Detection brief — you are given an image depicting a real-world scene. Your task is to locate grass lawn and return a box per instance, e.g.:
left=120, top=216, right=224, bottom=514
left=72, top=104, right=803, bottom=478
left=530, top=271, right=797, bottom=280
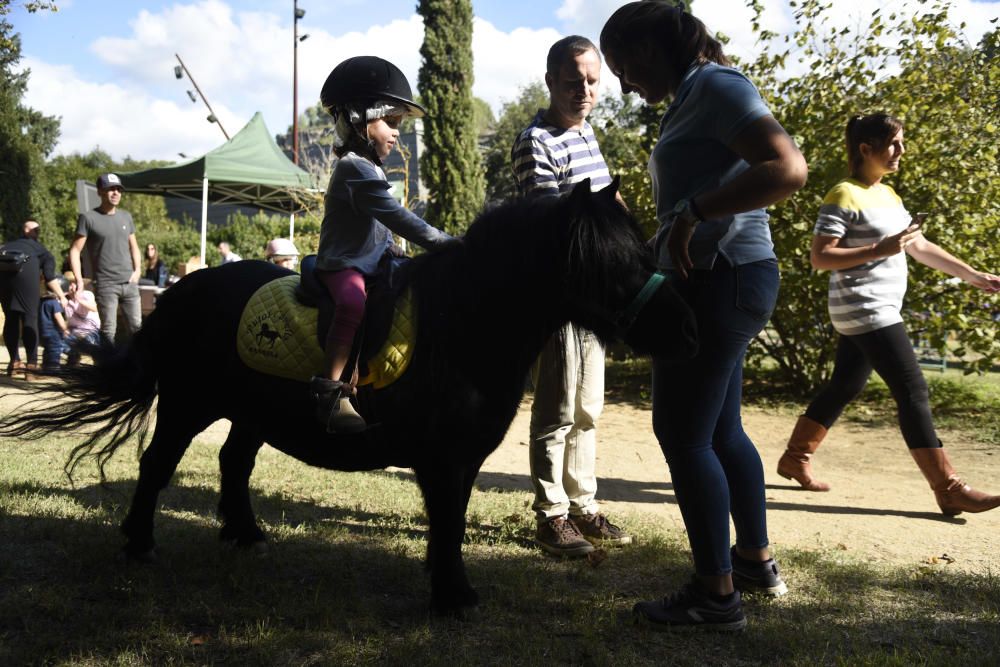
left=2, top=420, right=999, bottom=665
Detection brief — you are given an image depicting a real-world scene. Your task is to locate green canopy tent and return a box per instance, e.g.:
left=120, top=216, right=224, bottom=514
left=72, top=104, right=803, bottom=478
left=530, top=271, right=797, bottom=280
left=120, top=112, right=318, bottom=265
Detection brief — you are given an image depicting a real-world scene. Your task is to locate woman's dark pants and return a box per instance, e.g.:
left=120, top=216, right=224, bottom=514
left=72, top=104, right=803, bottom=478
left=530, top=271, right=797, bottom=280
left=805, top=322, right=938, bottom=449
left=652, top=259, right=779, bottom=576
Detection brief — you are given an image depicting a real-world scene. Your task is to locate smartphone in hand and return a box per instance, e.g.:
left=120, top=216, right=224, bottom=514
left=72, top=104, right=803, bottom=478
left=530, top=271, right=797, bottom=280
left=912, top=212, right=929, bottom=228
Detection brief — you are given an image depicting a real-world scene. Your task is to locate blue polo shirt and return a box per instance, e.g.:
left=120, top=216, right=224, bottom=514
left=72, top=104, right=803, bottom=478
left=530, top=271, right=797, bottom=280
left=649, top=61, right=775, bottom=269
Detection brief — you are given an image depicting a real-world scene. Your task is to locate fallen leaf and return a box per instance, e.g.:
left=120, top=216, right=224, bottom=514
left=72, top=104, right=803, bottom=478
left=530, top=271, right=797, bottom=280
left=587, top=549, right=608, bottom=567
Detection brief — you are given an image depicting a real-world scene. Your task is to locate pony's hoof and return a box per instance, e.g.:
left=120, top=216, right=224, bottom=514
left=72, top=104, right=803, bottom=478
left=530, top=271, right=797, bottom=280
left=219, top=524, right=266, bottom=549
left=244, top=540, right=269, bottom=556
left=431, top=587, right=480, bottom=617
left=432, top=603, right=482, bottom=622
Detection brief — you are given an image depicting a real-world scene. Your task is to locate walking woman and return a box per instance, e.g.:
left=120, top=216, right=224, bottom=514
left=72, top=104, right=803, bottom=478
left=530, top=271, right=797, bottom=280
left=601, top=1, right=807, bottom=631
left=777, top=113, right=1000, bottom=514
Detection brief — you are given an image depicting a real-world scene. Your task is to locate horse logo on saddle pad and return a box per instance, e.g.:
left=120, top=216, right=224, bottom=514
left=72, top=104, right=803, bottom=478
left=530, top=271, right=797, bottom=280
left=236, top=274, right=415, bottom=388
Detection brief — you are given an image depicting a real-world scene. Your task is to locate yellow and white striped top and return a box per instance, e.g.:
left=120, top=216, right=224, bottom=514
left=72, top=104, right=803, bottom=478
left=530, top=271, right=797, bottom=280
left=814, top=178, right=911, bottom=336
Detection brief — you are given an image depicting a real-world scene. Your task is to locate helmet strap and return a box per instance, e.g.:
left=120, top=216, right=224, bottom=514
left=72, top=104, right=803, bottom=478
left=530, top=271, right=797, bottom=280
left=347, top=119, right=381, bottom=166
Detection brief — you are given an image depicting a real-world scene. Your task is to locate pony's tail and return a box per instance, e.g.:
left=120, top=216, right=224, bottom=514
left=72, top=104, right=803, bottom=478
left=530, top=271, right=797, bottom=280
left=0, top=329, right=159, bottom=483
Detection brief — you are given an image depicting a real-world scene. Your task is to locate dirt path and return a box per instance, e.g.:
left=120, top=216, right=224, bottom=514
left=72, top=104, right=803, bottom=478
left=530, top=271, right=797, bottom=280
left=478, top=400, right=1000, bottom=575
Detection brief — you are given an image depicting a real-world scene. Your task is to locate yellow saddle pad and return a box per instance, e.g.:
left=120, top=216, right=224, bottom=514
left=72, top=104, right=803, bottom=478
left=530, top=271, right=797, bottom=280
left=236, top=275, right=416, bottom=388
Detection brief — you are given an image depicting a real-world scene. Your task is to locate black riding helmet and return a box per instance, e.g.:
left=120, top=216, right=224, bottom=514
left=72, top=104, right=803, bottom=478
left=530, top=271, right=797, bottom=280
left=320, top=56, right=426, bottom=118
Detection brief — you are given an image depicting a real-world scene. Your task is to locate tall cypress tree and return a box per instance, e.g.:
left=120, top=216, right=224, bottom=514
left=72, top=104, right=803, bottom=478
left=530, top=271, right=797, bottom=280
left=416, top=0, right=484, bottom=235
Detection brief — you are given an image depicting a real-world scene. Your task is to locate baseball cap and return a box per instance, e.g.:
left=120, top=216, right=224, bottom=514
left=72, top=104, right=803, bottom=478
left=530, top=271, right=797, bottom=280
left=96, top=173, right=124, bottom=191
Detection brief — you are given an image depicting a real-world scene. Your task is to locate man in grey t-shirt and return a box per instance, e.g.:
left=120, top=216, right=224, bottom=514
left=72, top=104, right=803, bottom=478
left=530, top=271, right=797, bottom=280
left=70, top=173, right=143, bottom=342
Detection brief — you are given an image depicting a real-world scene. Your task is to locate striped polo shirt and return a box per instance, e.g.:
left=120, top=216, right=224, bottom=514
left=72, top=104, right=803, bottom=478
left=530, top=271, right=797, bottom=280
left=815, top=178, right=911, bottom=336
left=511, top=111, right=612, bottom=197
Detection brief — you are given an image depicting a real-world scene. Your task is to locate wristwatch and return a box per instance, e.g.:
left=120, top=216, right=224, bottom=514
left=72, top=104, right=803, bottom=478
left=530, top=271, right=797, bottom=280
left=671, top=198, right=704, bottom=227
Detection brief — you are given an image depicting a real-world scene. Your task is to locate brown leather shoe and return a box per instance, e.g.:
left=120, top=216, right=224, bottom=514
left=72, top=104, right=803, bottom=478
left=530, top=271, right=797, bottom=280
left=910, top=447, right=1000, bottom=516
left=570, top=512, right=632, bottom=546
left=777, top=415, right=831, bottom=491
left=535, top=516, right=594, bottom=557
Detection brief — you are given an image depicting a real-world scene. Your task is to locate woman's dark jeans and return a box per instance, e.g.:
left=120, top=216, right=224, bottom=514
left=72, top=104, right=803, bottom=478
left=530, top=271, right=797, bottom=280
left=652, top=258, right=779, bottom=576
left=805, top=322, right=938, bottom=449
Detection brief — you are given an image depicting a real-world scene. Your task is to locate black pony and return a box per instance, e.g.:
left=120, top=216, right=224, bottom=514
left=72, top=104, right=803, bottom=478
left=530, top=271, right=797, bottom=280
left=0, top=179, right=696, bottom=614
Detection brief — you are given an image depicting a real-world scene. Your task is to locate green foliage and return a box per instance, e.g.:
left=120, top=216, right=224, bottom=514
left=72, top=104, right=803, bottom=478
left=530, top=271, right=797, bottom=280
left=0, top=18, right=60, bottom=240
left=207, top=210, right=320, bottom=268
left=417, top=0, right=485, bottom=235
left=0, top=1, right=57, bottom=51
left=742, top=0, right=1000, bottom=390
left=471, top=95, right=495, bottom=136
left=480, top=81, right=549, bottom=202
left=590, top=94, right=667, bottom=239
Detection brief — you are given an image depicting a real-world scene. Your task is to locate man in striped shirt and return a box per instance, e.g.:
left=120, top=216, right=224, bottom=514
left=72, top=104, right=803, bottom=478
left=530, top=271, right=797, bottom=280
left=511, top=35, right=630, bottom=557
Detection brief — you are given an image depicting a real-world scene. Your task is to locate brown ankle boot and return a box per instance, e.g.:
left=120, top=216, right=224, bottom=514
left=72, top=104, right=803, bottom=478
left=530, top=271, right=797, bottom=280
left=910, top=447, right=1000, bottom=516
left=777, top=415, right=831, bottom=491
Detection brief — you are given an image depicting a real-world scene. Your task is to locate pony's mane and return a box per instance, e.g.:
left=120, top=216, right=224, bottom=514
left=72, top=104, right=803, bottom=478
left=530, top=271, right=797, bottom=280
left=454, top=187, right=654, bottom=309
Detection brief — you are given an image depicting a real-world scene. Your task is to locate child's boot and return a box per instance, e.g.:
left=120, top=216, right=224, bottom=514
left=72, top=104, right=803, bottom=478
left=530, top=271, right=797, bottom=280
left=310, top=376, right=366, bottom=434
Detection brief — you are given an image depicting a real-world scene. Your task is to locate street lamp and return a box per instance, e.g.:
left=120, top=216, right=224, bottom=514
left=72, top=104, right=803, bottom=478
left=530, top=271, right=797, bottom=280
left=173, top=53, right=231, bottom=140
left=293, top=0, right=306, bottom=165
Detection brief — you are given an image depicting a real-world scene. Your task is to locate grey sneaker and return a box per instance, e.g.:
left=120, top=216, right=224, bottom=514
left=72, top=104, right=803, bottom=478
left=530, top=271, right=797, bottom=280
left=535, top=516, right=594, bottom=557
left=570, top=513, right=633, bottom=546
left=633, top=580, right=746, bottom=633
left=731, top=546, right=788, bottom=597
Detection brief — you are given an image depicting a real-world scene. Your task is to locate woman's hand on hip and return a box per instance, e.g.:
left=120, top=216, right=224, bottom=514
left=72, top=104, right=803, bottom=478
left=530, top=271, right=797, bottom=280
left=665, top=218, right=697, bottom=280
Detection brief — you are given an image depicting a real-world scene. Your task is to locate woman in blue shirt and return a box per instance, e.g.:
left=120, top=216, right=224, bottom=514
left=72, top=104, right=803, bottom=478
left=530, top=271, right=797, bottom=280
left=601, top=1, right=807, bottom=631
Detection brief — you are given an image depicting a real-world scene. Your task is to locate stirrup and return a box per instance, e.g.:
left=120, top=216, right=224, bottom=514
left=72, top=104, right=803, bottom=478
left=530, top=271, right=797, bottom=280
left=310, top=376, right=366, bottom=434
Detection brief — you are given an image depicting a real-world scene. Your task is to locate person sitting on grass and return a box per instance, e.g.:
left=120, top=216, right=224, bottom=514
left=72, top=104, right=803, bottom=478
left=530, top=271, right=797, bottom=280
left=63, top=285, right=101, bottom=367
left=38, top=279, right=71, bottom=372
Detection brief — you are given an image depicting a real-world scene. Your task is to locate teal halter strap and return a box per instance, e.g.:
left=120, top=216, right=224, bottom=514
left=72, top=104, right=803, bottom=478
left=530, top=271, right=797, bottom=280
left=618, top=272, right=667, bottom=332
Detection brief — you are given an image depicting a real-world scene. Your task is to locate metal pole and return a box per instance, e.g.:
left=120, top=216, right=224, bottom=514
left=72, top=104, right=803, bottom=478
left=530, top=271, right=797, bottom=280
left=175, top=53, right=231, bottom=140
left=200, top=177, right=209, bottom=266
left=293, top=0, right=300, bottom=164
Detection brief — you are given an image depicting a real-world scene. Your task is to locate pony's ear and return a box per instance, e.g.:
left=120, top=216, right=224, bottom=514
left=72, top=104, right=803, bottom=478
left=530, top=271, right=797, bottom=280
left=598, top=175, right=621, bottom=202
left=568, top=178, right=592, bottom=210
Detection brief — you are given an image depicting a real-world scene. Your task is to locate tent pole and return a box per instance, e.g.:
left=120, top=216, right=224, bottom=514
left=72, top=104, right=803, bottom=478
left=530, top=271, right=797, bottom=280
left=200, top=177, right=209, bottom=266
left=289, top=213, right=295, bottom=241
